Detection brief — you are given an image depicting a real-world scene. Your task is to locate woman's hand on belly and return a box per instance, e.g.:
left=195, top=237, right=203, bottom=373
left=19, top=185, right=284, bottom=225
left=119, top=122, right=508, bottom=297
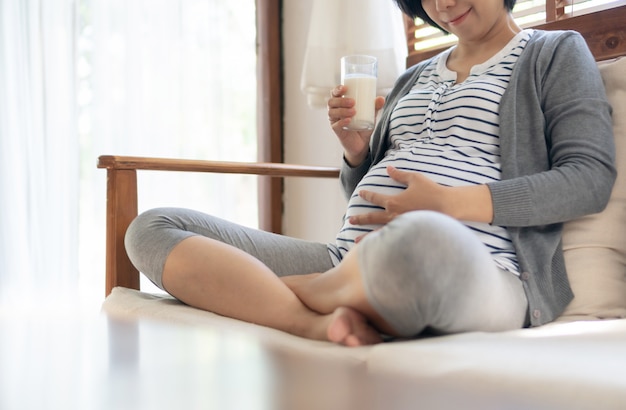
left=350, top=166, right=445, bottom=225
left=350, top=166, right=494, bottom=226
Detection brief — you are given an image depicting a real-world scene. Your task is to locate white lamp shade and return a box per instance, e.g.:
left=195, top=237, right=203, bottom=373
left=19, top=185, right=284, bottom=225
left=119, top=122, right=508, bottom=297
left=300, top=0, right=408, bottom=108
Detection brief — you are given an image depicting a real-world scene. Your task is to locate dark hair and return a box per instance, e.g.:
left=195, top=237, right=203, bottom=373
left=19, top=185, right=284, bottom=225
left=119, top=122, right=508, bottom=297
left=393, top=0, right=517, bottom=32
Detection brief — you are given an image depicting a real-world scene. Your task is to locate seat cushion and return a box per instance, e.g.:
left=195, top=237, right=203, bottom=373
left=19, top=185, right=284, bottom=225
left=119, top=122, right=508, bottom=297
left=559, top=57, right=626, bottom=321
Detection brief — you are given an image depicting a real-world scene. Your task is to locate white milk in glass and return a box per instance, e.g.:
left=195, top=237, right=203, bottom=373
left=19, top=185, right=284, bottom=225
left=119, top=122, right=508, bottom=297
left=341, top=55, right=377, bottom=130
left=343, top=74, right=377, bottom=130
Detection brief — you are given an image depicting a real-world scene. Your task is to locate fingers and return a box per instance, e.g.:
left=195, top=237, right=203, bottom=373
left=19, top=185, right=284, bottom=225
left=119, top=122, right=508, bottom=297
left=328, top=85, right=354, bottom=124
left=358, top=189, right=383, bottom=206
left=328, top=86, right=385, bottom=128
left=349, top=211, right=393, bottom=226
left=354, top=227, right=380, bottom=244
left=375, top=96, right=385, bottom=111
left=330, top=85, right=346, bottom=99
left=351, top=188, right=396, bottom=225
left=386, top=165, right=411, bottom=184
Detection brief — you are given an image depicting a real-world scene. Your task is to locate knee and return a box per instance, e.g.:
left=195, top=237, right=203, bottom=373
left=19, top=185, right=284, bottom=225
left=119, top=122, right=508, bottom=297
left=125, top=208, right=172, bottom=254
left=371, top=211, right=464, bottom=261
left=357, top=211, right=497, bottom=336
left=359, top=210, right=491, bottom=297
left=124, top=207, right=186, bottom=275
left=388, top=211, right=487, bottom=259
left=391, top=211, right=461, bottom=242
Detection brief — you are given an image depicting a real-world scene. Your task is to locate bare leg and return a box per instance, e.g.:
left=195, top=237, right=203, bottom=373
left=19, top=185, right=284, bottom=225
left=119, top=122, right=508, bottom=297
left=282, top=247, right=399, bottom=337
left=161, top=236, right=382, bottom=345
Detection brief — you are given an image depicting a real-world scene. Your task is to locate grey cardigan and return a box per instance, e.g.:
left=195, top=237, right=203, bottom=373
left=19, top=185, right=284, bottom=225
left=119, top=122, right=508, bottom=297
left=340, top=30, right=616, bottom=326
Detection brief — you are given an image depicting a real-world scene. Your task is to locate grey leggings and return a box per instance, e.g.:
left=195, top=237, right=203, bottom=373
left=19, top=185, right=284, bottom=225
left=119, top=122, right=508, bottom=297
left=125, top=208, right=528, bottom=337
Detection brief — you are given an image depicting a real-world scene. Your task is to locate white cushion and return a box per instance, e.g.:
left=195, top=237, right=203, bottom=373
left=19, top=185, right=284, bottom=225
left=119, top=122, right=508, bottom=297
left=102, top=287, right=371, bottom=363
left=366, top=320, right=626, bottom=408
left=559, top=57, right=626, bottom=321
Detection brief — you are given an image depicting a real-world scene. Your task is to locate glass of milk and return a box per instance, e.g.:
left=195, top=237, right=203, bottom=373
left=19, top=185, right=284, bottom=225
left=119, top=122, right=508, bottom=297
left=341, top=55, right=378, bottom=130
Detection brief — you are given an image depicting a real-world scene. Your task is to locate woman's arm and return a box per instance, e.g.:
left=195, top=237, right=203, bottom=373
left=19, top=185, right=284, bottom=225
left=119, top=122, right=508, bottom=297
left=349, top=32, right=616, bottom=229
left=490, top=31, right=616, bottom=227
left=337, top=62, right=432, bottom=199
left=327, top=85, right=384, bottom=199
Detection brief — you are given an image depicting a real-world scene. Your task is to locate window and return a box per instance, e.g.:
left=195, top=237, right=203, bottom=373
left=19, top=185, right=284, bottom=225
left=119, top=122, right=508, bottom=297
left=77, top=0, right=259, bottom=295
left=405, top=0, right=626, bottom=64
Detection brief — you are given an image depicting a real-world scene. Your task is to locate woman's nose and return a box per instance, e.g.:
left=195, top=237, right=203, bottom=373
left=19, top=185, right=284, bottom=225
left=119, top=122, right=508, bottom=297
left=435, top=0, right=456, bottom=12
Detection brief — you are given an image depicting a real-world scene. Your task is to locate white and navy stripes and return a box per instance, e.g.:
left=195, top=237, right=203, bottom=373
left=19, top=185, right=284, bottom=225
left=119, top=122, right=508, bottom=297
left=328, top=30, right=533, bottom=275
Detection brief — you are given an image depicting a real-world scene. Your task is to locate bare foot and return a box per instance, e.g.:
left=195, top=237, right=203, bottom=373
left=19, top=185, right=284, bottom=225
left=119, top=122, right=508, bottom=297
left=327, top=307, right=382, bottom=347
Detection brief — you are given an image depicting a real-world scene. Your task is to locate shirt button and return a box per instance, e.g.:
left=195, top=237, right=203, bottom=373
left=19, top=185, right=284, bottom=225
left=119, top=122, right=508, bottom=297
left=532, top=309, right=541, bottom=319
left=520, top=271, right=530, bottom=281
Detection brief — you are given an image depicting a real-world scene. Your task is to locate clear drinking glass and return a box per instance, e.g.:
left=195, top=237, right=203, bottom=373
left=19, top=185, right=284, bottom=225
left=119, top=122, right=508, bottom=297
left=341, top=55, right=378, bottom=130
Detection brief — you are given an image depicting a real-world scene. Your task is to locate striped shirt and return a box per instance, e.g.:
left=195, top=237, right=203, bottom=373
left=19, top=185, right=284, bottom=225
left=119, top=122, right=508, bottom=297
left=328, top=30, right=533, bottom=275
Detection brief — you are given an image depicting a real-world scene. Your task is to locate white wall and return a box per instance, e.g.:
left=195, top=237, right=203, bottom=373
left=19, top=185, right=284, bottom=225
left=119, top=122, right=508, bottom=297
left=281, top=0, right=347, bottom=243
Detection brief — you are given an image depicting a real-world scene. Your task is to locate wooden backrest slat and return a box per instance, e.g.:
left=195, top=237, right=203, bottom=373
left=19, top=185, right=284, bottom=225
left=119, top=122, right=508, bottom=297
left=406, top=5, right=626, bottom=67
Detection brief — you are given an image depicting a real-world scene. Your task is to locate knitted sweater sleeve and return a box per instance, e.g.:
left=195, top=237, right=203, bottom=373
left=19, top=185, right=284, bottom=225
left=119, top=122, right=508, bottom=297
left=489, top=31, right=616, bottom=227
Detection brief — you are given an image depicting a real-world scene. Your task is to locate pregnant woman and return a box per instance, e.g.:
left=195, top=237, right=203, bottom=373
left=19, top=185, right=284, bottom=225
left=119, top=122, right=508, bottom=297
left=125, top=0, right=615, bottom=346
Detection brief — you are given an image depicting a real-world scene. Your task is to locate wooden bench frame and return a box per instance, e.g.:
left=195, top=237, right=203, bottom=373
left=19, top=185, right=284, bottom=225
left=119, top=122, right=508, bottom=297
left=98, top=5, right=626, bottom=296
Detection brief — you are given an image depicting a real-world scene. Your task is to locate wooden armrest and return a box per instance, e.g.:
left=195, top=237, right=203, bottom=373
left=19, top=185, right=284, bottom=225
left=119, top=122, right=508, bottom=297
left=97, top=155, right=341, bottom=178
left=97, top=155, right=340, bottom=296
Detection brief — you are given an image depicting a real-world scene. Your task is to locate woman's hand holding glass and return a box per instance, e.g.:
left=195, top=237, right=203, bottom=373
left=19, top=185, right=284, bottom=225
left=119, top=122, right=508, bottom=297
left=327, top=85, right=385, bottom=167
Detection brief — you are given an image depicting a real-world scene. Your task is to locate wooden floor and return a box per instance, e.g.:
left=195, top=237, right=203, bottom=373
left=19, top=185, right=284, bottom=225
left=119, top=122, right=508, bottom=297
left=0, top=309, right=553, bottom=410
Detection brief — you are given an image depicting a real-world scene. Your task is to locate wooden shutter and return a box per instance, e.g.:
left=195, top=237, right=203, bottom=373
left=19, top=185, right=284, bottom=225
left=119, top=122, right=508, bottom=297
left=405, top=0, right=626, bottom=66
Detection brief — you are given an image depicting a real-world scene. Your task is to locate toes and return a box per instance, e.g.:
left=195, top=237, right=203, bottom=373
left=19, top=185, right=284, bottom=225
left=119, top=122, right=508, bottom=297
left=344, top=334, right=363, bottom=347
left=327, top=307, right=382, bottom=347
left=327, top=311, right=351, bottom=344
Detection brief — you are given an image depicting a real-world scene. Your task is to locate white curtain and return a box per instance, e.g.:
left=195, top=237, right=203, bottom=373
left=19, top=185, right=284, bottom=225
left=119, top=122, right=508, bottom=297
left=0, top=0, right=78, bottom=305
left=79, top=0, right=258, bottom=296
left=301, top=0, right=408, bottom=108
left=0, top=0, right=257, bottom=308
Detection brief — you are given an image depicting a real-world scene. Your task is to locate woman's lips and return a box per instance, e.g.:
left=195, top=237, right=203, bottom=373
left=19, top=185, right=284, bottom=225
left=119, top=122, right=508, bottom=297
left=448, top=9, right=471, bottom=26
